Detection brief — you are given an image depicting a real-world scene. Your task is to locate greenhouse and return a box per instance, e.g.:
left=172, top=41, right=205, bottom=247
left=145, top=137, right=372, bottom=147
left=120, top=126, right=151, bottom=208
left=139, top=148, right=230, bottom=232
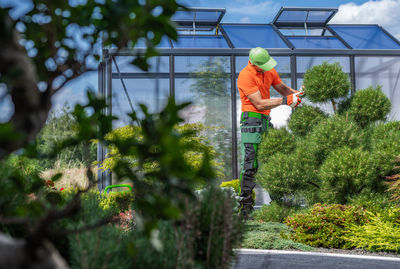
left=97, top=6, right=400, bottom=189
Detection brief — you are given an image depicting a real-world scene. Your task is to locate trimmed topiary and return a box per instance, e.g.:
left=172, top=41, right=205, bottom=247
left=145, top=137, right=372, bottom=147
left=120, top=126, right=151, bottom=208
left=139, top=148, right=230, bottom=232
left=319, top=146, right=375, bottom=204
left=288, top=105, right=327, bottom=137
left=347, top=86, right=391, bottom=128
left=256, top=151, right=314, bottom=204
left=307, top=115, right=362, bottom=163
left=370, top=121, right=400, bottom=177
left=303, top=62, right=351, bottom=113
left=258, top=128, right=296, bottom=164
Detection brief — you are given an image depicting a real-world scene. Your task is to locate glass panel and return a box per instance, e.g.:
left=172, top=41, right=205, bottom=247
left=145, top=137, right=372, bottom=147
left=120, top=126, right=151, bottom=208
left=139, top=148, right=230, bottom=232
left=276, top=11, right=307, bottom=22
left=172, top=10, right=222, bottom=22
left=306, top=11, right=333, bottom=23
left=175, top=56, right=230, bottom=73
left=173, top=36, right=229, bottom=48
left=175, top=56, right=233, bottom=179
left=330, top=25, right=400, bottom=49
left=222, top=25, right=288, bottom=48
left=287, top=36, right=347, bottom=49
left=276, top=10, right=334, bottom=24
left=297, top=56, right=350, bottom=73
left=279, top=28, right=333, bottom=36
left=112, top=56, right=169, bottom=73
left=111, top=78, right=170, bottom=127
left=355, top=57, right=400, bottom=120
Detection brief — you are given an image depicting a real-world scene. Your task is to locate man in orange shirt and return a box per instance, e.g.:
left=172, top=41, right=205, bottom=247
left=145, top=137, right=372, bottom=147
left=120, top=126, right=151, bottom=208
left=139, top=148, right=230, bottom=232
left=237, top=47, right=303, bottom=216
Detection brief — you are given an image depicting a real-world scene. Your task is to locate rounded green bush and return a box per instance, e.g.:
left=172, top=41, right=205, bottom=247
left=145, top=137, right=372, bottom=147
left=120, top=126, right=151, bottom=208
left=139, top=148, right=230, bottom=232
left=257, top=150, right=316, bottom=203
left=370, top=121, right=400, bottom=176
left=257, top=139, right=321, bottom=205
left=288, top=105, right=327, bottom=137
left=307, top=115, right=362, bottom=163
left=258, top=128, right=296, bottom=164
left=319, top=146, right=375, bottom=204
left=347, top=86, right=391, bottom=128
left=303, top=62, right=351, bottom=104
left=257, top=153, right=301, bottom=201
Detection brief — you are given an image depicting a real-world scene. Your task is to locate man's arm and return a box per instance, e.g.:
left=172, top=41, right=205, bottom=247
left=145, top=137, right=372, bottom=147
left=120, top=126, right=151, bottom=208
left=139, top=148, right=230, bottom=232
left=247, top=90, right=283, bottom=111
left=273, top=82, right=299, bottom=96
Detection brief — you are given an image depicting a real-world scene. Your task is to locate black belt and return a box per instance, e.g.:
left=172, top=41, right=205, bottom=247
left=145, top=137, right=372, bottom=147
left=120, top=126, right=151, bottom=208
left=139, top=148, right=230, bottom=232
left=241, top=127, right=263, bottom=133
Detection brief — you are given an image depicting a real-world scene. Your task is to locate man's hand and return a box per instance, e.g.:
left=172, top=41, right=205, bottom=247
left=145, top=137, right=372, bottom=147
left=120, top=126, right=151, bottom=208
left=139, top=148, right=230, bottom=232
left=282, top=92, right=302, bottom=108
left=297, top=85, right=305, bottom=97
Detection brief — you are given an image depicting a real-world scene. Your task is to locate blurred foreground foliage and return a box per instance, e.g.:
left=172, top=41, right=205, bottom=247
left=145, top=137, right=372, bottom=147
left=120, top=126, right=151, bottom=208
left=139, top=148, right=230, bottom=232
left=100, top=123, right=225, bottom=179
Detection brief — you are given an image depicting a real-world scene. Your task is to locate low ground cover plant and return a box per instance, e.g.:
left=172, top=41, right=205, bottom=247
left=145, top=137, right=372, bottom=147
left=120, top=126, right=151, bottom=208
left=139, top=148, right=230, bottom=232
left=242, top=221, right=313, bottom=251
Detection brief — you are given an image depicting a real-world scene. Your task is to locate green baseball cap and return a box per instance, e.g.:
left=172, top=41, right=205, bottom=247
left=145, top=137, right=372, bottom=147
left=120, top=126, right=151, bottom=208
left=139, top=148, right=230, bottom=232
left=249, top=47, right=277, bottom=71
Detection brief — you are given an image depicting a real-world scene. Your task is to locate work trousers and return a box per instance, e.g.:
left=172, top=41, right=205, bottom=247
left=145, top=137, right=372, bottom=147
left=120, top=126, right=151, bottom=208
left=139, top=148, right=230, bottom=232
left=239, top=111, right=271, bottom=211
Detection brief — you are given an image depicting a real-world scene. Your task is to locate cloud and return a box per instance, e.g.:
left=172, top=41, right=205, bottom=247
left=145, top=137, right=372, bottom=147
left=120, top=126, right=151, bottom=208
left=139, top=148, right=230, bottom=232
left=331, top=0, right=400, bottom=39
left=240, top=17, right=251, bottom=23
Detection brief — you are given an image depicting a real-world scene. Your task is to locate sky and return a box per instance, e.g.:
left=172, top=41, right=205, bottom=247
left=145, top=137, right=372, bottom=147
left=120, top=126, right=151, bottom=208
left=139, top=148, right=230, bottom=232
left=1, top=0, right=400, bottom=124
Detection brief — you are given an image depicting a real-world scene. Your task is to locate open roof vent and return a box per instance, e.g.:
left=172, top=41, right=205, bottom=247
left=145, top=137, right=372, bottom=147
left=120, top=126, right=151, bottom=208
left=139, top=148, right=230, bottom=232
left=172, top=7, right=225, bottom=33
left=272, top=7, right=338, bottom=28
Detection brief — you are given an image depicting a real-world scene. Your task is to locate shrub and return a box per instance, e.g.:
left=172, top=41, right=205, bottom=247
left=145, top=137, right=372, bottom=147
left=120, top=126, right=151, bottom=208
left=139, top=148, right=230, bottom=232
left=303, top=62, right=351, bottom=112
left=307, top=116, right=362, bottom=163
left=370, top=122, right=400, bottom=176
left=343, top=208, right=400, bottom=253
left=319, top=146, right=375, bottom=204
left=346, top=86, right=391, bottom=128
left=288, top=105, right=327, bottom=137
left=285, top=204, right=368, bottom=249
left=257, top=128, right=296, bottom=164
left=257, top=152, right=314, bottom=204
left=219, top=179, right=255, bottom=201
left=385, top=156, right=400, bottom=203
left=252, top=202, right=307, bottom=223
left=242, top=221, right=313, bottom=251
left=348, top=192, right=393, bottom=213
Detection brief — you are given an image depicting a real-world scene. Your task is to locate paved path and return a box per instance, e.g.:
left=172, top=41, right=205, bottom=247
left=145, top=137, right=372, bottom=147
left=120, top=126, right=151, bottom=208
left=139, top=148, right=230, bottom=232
left=232, top=249, right=400, bottom=269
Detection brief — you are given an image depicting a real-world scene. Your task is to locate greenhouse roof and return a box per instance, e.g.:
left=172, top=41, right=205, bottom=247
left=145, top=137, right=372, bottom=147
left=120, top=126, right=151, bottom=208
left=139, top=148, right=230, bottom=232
left=127, top=7, right=400, bottom=54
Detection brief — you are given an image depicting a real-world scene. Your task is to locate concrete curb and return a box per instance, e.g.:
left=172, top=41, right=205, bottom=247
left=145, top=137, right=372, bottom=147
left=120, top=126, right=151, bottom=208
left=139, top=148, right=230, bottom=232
left=235, top=249, right=400, bottom=262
